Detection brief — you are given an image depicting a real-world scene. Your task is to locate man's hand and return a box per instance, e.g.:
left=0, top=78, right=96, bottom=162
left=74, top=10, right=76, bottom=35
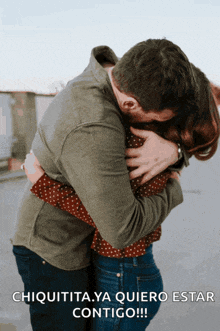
left=24, top=151, right=45, bottom=184
left=125, top=127, right=179, bottom=184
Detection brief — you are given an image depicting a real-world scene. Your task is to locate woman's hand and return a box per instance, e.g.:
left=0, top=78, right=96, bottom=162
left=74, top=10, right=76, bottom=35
left=23, top=151, right=45, bottom=184
left=125, top=127, right=179, bottom=184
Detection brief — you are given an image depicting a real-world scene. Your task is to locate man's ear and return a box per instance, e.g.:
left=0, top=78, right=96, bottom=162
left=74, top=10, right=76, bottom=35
left=123, top=100, right=136, bottom=110
left=123, top=98, right=139, bottom=111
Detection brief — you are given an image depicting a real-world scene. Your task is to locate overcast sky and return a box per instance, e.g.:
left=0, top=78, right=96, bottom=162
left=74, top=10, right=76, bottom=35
left=0, top=0, right=220, bottom=92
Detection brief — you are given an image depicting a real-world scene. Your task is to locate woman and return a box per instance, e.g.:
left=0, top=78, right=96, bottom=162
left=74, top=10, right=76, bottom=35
left=24, top=66, right=219, bottom=330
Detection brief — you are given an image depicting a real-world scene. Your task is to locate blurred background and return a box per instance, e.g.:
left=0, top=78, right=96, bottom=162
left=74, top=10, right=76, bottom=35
left=0, top=0, right=220, bottom=171
left=0, top=1, right=220, bottom=330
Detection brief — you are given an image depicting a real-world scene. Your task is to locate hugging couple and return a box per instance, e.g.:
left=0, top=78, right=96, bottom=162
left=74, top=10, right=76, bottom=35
left=13, top=38, right=220, bottom=330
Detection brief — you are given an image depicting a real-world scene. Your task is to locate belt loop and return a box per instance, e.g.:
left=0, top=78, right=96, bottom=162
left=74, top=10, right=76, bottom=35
left=120, top=261, right=124, bottom=275
left=133, top=257, right=138, bottom=267
left=118, top=261, right=124, bottom=287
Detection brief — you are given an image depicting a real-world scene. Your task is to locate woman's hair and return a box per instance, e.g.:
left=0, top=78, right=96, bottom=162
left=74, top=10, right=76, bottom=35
left=112, top=38, right=198, bottom=113
left=211, top=82, right=220, bottom=106
left=142, top=65, right=220, bottom=161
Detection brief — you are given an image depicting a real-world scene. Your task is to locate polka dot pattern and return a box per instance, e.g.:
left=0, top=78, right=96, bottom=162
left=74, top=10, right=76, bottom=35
left=31, top=128, right=171, bottom=258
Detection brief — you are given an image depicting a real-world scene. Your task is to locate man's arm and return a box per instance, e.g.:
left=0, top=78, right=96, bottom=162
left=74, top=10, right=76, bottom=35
left=58, top=123, right=183, bottom=250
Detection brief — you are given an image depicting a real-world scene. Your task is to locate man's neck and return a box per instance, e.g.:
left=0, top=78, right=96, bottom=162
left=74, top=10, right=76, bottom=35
left=101, top=63, right=121, bottom=104
left=102, top=62, right=114, bottom=72
left=106, top=67, right=130, bottom=108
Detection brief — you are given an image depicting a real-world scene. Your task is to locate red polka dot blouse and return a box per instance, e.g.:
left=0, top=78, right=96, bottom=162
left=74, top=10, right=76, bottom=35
left=30, top=128, right=171, bottom=258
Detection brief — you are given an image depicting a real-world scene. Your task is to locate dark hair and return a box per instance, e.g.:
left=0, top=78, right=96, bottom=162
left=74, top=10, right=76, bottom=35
left=141, top=65, right=220, bottom=161
left=112, top=38, right=198, bottom=113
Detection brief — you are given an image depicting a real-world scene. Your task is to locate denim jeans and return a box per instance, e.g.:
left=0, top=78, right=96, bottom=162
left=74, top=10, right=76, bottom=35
left=91, top=244, right=163, bottom=330
left=13, top=244, right=163, bottom=331
left=13, top=245, right=93, bottom=331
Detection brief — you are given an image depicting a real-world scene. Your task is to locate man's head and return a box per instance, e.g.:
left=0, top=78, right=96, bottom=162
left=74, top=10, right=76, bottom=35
left=111, top=38, right=198, bottom=122
left=109, top=66, right=176, bottom=124
left=107, top=41, right=219, bottom=161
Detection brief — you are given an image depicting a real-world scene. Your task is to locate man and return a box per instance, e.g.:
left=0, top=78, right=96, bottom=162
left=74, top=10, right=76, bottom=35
left=13, top=39, right=194, bottom=330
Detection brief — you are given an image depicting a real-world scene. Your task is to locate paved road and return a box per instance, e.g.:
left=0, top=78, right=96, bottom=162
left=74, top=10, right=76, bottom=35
left=1, top=178, right=31, bottom=331
left=1, top=148, right=220, bottom=330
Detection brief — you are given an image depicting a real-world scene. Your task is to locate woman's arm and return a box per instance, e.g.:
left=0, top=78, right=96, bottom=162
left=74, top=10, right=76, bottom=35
left=24, top=152, right=173, bottom=230
left=30, top=172, right=96, bottom=228
left=24, top=152, right=95, bottom=228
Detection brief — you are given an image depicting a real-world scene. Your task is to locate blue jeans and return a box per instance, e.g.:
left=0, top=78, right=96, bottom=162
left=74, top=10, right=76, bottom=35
left=91, top=244, right=163, bottom=330
left=13, top=244, right=162, bottom=331
left=13, top=245, right=93, bottom=331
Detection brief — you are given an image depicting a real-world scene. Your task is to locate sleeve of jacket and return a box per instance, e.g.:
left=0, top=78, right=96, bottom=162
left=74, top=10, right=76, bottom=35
left=59, top=123, right=183, bottom=249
